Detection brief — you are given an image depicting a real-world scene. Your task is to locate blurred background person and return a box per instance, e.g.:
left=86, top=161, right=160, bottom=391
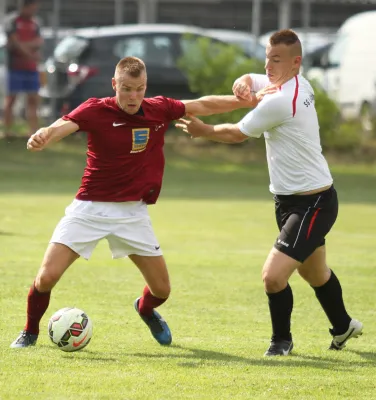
left=4, top=0, right=43, bottom=139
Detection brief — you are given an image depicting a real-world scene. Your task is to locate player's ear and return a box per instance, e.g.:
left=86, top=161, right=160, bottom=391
left=111, top=77, right=116, bottom=92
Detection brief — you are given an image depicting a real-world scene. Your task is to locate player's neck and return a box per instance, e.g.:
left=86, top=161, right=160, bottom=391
left=276, top=72, right=299, bottom=88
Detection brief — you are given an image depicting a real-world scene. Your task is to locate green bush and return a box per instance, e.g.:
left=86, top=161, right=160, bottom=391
left=309, top=80, right=339, bottom=143
left=177, top=39, right=362, bottom=150
left=310, top=81, right=361, bottom=149
left=177, top=35, right=264, bottom=125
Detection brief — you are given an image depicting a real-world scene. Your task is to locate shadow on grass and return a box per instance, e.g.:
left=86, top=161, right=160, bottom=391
left=0, top=231, right=15, bottom=236
left=348, top=350, right=376, bottom=364
left=73, top=344, right=374, bottom=371
left=1, top=139, right=376, bottom=204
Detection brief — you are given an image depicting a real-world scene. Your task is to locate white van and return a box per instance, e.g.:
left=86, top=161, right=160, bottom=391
left=307, top=11, right=376, bottom=132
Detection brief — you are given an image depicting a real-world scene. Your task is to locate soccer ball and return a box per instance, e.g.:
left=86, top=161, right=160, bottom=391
left=48, top=307, right=93, bottom=352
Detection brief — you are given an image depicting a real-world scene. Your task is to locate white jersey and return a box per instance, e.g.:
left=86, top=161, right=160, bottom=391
left=238, top=74, right=333, bottom=195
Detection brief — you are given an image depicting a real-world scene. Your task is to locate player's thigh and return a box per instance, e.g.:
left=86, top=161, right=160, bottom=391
left=274, top=187, right=338, bottom=263
left=129, top=254, right=170, bottom=299
left=36, top=243, right=80, bottom=291
left=262, top=247, right=301, bottom=293
left=298, top=245, right=331, bottom=286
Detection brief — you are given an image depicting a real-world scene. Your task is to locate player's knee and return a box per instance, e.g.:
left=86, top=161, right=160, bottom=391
left=262, top=271, right=286, bottom=293
left=150, top=281, right=171, bottom=299
left=298, top=267, right=331, bottom=287
left=35, top=268, right=60, bottom=291
left=297, top=268, right=311, bottom=283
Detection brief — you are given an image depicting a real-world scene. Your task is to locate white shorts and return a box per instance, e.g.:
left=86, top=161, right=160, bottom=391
left=50, top=199, right=163, bottom=260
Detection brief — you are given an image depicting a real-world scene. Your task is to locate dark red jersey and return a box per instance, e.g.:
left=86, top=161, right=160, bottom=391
left=62, top=96, right=185, bottom=204
left=5, top=13, right=41, bottom=71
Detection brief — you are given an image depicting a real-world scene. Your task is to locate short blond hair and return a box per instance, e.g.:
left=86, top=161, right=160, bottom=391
left=115, top=56, right=146, bottom=78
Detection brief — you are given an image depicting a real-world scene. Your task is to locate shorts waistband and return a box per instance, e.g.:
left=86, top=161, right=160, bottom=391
left=274, top=185, right=334, bottom=203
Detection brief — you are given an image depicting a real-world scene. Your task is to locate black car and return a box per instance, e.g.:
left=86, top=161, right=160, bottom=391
left=40, top=24, right=260, bottom=115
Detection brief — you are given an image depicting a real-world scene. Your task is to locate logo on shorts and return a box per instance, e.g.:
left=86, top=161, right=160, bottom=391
left=155, top=245, right=160, bottom=250
left=131, top=128, right=150, bottom=153
left=277, top=239, right=290, bottom=248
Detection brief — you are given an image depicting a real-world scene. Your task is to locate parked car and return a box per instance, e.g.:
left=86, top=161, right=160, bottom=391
left=306, top=12, right=376, bottom=133
left=40, top=24, right=258, bottom=115
left=205, top=28, right=266, bottom=61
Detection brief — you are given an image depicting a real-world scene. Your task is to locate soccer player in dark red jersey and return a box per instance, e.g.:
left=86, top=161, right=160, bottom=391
left=10, top=56, right=272, bottom=348
left=4, top=0, right=43, bottom=138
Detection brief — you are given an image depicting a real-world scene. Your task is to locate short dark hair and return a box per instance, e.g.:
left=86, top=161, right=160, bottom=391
left=115, top=57, right=146, bottom=78
left=269, top=29, right=302, bottom=56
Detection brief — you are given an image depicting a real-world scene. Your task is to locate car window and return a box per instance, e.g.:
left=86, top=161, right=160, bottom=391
left=114, top=35, right=175, bottom=67
left=53, top=36, right=89, bottom=63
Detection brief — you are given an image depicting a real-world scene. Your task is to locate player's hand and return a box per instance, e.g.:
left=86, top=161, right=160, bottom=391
left=255, top=85, right=278, bottom=103
left=233, top=77, right=252, bottom=100
left=27, top=128, right=49, bottom=151
left=175, top=114, right=211, bottom=138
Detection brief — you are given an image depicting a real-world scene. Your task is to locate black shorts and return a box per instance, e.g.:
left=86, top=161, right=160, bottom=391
left=273, top=185, right=338, bottom=263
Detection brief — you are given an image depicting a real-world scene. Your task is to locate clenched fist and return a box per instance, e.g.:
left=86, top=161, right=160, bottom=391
left=27, top=128, right=49, bottom=151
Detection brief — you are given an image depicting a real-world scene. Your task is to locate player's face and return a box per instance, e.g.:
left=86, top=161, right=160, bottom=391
left=112, top=71, right=147, bottom=115
left=265, top=44, right=301, bottom=85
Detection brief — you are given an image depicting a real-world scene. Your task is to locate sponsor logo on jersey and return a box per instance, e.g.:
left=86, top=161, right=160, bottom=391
left=131, top=128, right=150, bottom=153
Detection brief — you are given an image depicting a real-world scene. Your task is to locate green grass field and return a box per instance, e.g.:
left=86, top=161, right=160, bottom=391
left=1, top=138, right=376, bottom=400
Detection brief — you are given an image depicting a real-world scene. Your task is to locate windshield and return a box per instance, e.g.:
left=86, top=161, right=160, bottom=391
left=53, top=36, right=89, bottom=63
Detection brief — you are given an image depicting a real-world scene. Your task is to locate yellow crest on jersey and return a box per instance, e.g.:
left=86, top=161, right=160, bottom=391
left=131, top=128, right=150, bottom=153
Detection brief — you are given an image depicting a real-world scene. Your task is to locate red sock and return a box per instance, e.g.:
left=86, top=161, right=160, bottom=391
left=138, top=286, right=167, bottom=316
left=24, top=283, right=51, bottom=335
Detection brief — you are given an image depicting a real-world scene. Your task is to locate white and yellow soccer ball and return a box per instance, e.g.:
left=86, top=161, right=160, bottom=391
left=48, top=307, right=93, bottom=352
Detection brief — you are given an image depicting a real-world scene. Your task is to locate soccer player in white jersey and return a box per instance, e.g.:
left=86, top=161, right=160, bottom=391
left=176, top=29, right=363, bottom=356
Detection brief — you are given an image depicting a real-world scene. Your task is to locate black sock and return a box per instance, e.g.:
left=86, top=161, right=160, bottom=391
left=312, top=270, right=351, bottom=335
left=266, top=284, right=293, bottom=342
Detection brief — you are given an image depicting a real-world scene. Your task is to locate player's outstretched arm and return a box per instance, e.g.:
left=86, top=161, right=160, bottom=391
left=182, top=85, right=276, bottom=116
left=232, top=74, right=253, bottom=100
left=182, top=95, right=256, bottom=117
left=176, top=115, right=248, bottom=144
left=26, top=119, right=79, bottom=152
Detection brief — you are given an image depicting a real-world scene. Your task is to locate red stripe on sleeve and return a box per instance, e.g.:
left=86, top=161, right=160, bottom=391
left=292, top=76, right=299, bottom=117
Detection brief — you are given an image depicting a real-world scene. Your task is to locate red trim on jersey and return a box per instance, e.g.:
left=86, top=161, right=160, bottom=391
left=306, top=208, right=321, bottom=240
left=292, top=76, right=299, bottom=117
